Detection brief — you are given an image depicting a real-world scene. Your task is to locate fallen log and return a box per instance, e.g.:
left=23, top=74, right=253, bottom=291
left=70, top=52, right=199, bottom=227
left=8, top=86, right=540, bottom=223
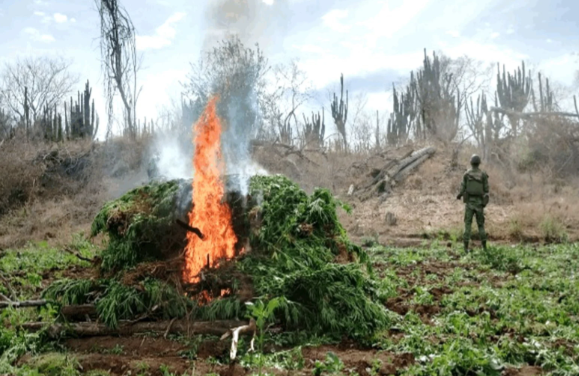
left=490, top=106, right=579, bottom=119
left=20, top=319, right=248, bottom=338
left=0, top=299, right=47, bottom=309
left=388, top=147, right=435, bottom=177
left=394, top=153, right=431, bottom=182
left=60, top=304, right=98, bottom=321
left=356, top=146, right=436, bottom=201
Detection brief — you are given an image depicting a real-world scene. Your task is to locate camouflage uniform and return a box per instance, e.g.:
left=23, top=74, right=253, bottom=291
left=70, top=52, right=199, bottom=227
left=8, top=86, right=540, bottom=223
left=457, top=155, right=489, bottom=251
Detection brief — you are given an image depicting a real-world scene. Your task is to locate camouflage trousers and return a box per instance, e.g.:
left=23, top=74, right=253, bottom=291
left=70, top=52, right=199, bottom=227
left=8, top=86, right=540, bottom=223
left=464, top=204, right=487, bottom=242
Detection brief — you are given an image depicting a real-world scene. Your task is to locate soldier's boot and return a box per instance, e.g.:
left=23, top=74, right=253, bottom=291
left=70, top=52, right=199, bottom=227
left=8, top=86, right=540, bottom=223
left=463, top=240, right=469, bottom=253
left=482, top=240, right=487, bottom=251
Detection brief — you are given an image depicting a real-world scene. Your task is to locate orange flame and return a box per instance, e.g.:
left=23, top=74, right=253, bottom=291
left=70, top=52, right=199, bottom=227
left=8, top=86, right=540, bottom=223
left=182, top=96, right=238, bottom=284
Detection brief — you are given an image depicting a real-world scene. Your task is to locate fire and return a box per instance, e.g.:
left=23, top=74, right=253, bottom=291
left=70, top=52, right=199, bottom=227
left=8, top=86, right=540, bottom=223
left=182, top=96, right=238, bottom=284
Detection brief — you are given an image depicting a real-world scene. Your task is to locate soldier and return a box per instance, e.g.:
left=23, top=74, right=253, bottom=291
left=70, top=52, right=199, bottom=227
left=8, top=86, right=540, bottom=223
left=456, top=154, right=489, bottom=252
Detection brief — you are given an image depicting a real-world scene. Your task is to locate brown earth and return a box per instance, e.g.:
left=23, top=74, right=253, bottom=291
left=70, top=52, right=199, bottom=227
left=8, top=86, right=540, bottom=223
left=58, top=336, right=417, bottom=376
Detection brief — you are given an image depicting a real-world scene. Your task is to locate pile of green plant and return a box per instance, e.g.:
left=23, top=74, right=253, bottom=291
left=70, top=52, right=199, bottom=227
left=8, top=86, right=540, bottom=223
left=201, top=175, right=388, bottom=339
left=91, top=179, right=185, bottom=272
left=48, top=174, right=388, bottom=340
left=43, top=277, right=191, bottom=328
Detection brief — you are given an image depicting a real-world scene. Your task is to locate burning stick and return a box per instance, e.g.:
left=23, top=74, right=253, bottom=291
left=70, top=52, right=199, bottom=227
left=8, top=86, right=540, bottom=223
left=175, top=219, right=204, bottom=239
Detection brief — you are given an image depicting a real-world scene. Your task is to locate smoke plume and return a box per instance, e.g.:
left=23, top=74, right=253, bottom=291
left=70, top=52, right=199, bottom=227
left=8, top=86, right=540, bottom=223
left=152, top=0, right=292, bottom=194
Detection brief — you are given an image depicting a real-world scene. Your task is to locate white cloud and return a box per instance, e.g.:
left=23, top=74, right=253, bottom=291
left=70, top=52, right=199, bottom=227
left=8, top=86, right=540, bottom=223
left=506, top=27, right=515, bottom=34
left=539, top=54, right=575, bottom=85
left=362, top=0, right=432, bottom=40
left=292, top=44, right=328, bottom=55
left=136, top=12, right=186, bottom=50
left=262, top=0, right=274, bottom=4
left=70, top=18, right=76, bottom=23
left=491, top=32, right=500, bottom=39
left=23, top=27, right=55, bottom=43
left=33, top=11, right=51, bottom=23
left=53, top=13, right=67, bottom=23
left=322, top=9, right=350, bottom=32
left=447, top=30, right=460, bottom=38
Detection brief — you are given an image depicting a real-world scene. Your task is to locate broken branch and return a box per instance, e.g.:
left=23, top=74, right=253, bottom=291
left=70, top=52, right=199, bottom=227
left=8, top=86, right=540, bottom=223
left=220, top=318, right=257, bottom=360
left=0, top=299, right=47, bottom=309
left=176, top=219, right=204, bottom=239
left=20, top=319, right=248, bottom=338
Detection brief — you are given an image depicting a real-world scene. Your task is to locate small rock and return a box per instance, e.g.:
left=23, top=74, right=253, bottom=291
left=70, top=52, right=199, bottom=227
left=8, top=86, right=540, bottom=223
left=386, top=212, right=397, bottom=226
left=347, top=184, right=355, bottom=196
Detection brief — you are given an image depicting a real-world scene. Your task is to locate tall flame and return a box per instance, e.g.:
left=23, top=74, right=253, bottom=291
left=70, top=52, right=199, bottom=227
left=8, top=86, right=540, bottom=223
left=183, top=97, right=237, bottom=284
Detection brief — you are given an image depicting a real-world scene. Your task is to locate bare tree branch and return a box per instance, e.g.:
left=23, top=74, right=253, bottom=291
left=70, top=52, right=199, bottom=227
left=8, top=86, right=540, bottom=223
left=0, top=56, right=78, bottom=122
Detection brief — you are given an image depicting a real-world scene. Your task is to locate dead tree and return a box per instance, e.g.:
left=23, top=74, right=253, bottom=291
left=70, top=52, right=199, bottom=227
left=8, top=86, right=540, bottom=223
left=0, top=56, right=78, bottom=139
left=95, top=0, right=142, bottom=139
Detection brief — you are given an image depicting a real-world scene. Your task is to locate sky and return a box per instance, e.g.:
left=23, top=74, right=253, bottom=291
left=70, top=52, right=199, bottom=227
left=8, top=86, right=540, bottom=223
left=0, top=0, right=578, bottom=137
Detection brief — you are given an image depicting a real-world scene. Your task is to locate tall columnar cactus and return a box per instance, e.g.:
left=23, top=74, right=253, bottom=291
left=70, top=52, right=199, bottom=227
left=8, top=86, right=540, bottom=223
left=531, top=72, right=554, bottom=113
left=40, top=104, right=64, bottom=142
left=65, top=80, right=99, bottom=140
left=330, top=74, right=348, bottom=151
left=302, top=108, right=325, bottom=148
left=465, top=93, right=488, bottom=151
left=412, top=49, right=460, bottom=142
left=374, top=110, right=380, bottom=149
left=496, top=61, right=531, bottom=136
left=387, top=81, right=418, bottom=146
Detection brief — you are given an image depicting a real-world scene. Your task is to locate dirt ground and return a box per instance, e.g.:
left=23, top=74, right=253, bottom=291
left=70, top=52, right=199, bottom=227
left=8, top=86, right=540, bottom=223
left=23, top=255, right=547, bottom=376
left=3, top=141, right=575, bottom=375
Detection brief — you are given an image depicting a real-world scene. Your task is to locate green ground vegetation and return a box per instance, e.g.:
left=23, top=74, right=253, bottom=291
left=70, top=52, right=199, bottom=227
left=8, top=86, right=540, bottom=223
left=1, top=177, right=579, bottom=375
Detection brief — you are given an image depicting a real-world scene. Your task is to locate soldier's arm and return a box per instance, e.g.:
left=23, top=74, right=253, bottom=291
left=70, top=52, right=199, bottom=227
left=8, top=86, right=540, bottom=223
left=483, top=172, right=489, bottom=194
left=457, top=174, right=466, bottom=199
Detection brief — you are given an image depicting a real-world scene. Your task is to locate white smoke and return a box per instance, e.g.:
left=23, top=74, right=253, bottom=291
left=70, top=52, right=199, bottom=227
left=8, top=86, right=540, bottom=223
left=150, top=0, right=289, bottom=192
left=151, top=130, right=193, bottom=181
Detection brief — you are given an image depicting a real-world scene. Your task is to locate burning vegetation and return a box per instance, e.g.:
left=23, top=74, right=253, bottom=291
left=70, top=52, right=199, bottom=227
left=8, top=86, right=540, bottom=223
left=183, top=97, right=238, bottom=285
left=41, top=98, right=387, bottom=343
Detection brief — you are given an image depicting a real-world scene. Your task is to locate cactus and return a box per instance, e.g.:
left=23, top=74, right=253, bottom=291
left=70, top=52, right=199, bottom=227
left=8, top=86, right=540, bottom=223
left=330, top=74, right=348, bottom=151
left=412, top=49, right=460, bottom=142
left=374, top=110, right=380, bottom=149
left=39, top=104, right=64, bottom=142
left=387, top=82, right=417, bottom=146
left=496, top=61, right=531, bottom=136
left=465, top=93, right=488, bottom=152
left=531, top=72, right=554, bottom=113
left=64, top=80, right=99, bottom=140
left=279, top=119, right=293, bottom=145
left=302, top=108, right=325, bottom=148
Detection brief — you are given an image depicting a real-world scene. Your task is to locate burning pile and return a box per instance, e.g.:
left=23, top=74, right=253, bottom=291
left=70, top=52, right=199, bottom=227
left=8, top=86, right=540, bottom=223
left=43, top=97, right=388, bottom=340
left=183, top=97, right=238, bottom=285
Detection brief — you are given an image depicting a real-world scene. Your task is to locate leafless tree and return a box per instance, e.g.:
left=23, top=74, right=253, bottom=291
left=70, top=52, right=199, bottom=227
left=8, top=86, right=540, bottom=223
left=261, top=59, right=313, bottom=145
left=94, top=0, right=142, bottom=139
left=0, top=56, right=78, bottom=125
left=445, top=55, right=493, bottom=112
left=183, top=35, right=269, bottom=137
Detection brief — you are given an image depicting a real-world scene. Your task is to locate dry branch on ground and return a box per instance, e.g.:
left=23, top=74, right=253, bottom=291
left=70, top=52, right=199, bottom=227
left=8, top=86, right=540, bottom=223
left=20, top=319, right=248, bottom=338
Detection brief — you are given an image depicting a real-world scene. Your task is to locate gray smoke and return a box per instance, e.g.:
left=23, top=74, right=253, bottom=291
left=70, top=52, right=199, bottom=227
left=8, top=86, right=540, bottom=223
left=152, top=0, right=293, bottom=194
left=202, top=0, right=290, bottom=53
